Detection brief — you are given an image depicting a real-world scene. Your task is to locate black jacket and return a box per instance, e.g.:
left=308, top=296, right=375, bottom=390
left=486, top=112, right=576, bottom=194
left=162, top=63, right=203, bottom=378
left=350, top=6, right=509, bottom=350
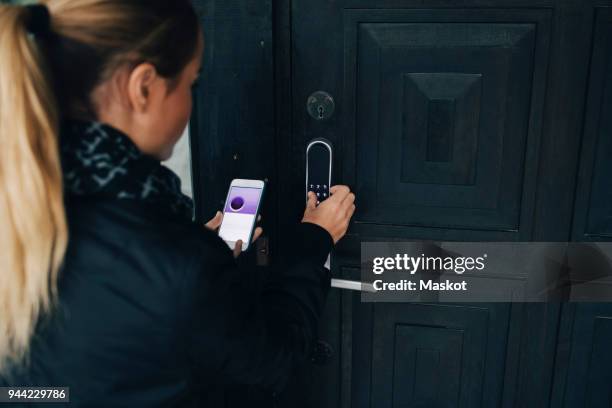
left=3, top=195, right=333, bottom=407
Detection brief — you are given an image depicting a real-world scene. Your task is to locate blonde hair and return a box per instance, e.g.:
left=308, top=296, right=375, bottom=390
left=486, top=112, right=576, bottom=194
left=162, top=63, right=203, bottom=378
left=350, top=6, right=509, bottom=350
left=0, top=0, right=199, bottom=373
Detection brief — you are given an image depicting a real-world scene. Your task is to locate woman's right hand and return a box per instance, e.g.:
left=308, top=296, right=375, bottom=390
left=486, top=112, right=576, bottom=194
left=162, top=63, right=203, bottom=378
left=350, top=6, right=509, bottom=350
left=301, top=185, right=355, bottom=244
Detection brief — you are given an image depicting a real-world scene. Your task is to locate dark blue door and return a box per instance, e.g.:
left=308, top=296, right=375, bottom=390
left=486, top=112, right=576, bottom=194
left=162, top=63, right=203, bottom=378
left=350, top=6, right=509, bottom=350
left=288, top=4, right=552, bottom=408
left=190, top=1, right=612, bottom=406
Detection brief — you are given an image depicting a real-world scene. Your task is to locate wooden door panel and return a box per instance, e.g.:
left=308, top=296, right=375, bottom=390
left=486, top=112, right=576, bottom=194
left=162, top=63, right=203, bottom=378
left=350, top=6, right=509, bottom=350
left=552, top=303, right=612, bottom=407
left=190, top=0, right=276, bottom=230
left=369, top=303, right=511, bottom=408
left=573, top=8, right=612, bottom=241
left=342, top=9, right=552, bottom=239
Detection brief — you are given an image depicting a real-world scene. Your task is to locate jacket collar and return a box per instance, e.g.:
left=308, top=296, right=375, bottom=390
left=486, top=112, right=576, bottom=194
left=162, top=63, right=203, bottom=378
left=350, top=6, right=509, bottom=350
left=59, top=119, right=194, bottom=222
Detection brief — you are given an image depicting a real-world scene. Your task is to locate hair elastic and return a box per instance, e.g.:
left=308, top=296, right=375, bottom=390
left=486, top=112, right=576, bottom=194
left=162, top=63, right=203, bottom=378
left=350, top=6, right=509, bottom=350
left=25, top=4, right=51, bottom=37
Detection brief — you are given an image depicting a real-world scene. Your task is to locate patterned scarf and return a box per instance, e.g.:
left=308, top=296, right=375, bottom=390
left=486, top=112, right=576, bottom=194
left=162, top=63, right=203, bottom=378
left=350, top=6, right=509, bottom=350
left=59, top=120, right=194, bottom=221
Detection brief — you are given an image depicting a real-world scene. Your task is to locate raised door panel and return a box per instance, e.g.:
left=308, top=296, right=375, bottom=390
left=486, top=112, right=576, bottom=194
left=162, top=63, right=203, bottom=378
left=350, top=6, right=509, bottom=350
left=367, top=302, right=512, bottom=408
left=573, top=8, right=612, bottom=241
left=552, top=303, right=612, bottom=407
left=341, top=9, right=552, bottom=240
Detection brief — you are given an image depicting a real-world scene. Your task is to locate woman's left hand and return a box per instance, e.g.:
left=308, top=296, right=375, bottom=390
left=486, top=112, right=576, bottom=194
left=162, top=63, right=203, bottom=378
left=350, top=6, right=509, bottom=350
left=204, top=211, right=263, bottom=258
left=204, top=211, right=224, bottom=231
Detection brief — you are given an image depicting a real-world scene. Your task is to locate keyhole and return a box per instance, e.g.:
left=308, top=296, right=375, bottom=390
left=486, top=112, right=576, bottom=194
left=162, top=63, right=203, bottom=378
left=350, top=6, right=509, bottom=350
left=306, top=91, right=335, bottom=120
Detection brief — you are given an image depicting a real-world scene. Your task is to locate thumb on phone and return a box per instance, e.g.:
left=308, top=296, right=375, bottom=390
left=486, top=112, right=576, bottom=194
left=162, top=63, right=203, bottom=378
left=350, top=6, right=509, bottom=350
left=233, top=240, right=243, bottom=258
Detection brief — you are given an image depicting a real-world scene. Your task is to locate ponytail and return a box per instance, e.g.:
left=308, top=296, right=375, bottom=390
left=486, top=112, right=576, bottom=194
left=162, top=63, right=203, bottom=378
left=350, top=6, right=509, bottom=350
left=0, top=4, right=67, bottom=372
left=0, top=0, right=199, bottom=373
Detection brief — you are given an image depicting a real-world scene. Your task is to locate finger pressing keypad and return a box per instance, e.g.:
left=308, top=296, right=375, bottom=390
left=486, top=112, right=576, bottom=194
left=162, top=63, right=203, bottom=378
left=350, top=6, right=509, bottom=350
left=308, top=183, right=329, bottom=206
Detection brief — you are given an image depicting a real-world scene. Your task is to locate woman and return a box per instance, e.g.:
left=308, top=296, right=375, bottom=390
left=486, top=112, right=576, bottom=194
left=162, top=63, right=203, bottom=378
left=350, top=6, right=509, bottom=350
left=0, top=1, right=355, bottom=406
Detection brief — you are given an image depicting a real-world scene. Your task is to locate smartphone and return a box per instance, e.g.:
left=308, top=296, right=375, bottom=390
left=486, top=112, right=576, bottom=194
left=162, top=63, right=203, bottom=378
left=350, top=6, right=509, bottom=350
left=218, top=178, right=265, bottom=252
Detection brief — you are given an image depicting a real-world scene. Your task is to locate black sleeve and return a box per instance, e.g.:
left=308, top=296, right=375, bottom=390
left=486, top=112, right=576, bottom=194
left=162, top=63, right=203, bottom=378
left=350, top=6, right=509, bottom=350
left=183, top=221, right=333, bottom=392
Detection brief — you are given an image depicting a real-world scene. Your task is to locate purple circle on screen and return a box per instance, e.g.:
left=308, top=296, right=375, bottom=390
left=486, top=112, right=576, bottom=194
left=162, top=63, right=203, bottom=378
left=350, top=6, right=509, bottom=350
left=230, top=196, right=245, bottom=211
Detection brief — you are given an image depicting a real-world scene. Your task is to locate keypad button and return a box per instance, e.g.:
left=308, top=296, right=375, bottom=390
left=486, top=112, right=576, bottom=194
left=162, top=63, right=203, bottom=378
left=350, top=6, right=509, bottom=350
left=308, top=180, right=330, bottom=206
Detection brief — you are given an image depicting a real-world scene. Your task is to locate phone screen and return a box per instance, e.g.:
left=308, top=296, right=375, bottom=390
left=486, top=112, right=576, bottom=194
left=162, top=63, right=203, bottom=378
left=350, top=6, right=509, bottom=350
left=218, top=186, right=263, bottom=248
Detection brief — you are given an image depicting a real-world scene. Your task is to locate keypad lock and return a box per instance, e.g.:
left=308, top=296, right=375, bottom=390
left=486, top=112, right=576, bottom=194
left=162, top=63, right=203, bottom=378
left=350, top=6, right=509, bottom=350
left=308, top=183, right=329, bottom=205
left=306, top=138, right=333, bottom=206
left=305, top=137, right=372, bottom=292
